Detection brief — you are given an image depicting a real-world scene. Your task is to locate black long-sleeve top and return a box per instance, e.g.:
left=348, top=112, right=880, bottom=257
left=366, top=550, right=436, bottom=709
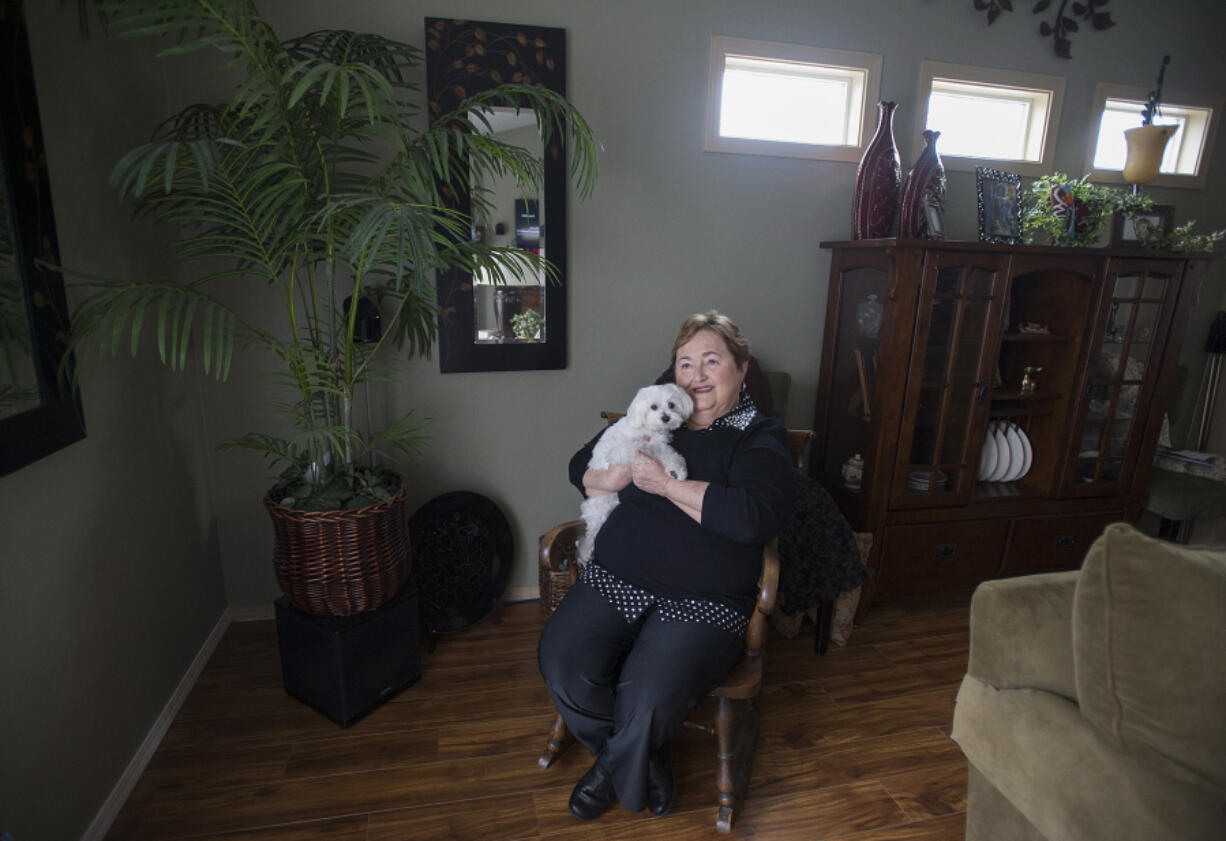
left=568, top=395, right=795, bottom=620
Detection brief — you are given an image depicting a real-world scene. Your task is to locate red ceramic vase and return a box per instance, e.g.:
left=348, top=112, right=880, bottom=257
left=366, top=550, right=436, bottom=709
left=899, top=130, right=947, bottom=239
left=852, top=101, right=901, bottom=239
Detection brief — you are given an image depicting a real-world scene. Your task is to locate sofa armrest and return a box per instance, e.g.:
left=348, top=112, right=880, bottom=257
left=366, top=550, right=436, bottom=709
left=967, top=570, right=1079, bottom=701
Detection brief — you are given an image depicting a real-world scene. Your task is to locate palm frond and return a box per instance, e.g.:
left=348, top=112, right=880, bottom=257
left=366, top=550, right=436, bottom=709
left=221, top=425, right=357, bottom=472
left=370, top=409, right=428, bottom=460
left=66, top=279, right=238, bottom=379
left=282, top=32, right=416, bottom=126
left=437, top=83, right=599, bottom=199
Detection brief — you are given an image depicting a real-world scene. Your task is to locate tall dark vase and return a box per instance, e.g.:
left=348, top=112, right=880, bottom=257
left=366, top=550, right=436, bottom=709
left=852, top=101, right=901, bottom=240
left=899, top=129, right=947, bottom=240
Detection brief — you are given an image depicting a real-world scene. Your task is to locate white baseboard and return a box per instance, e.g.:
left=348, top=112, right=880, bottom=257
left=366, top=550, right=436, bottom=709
left=81, top=609, right=233, bottom=841
left=229, top=604, right=275, bottom=622
left=504, top=584, right=539, bottom=603
left=81, top=585, right=543, bottom=839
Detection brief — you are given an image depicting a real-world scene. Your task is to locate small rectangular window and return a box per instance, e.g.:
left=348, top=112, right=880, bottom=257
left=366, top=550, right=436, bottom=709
left=705, top=36, right=882, bottom=163
left=913, top=61, right=1065, bottom=177
left=1086, top=83, right=1221, bottom=188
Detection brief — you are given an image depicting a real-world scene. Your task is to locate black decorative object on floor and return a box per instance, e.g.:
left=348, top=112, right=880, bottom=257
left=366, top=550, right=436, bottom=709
left=408, top=491, right=514, bottom=634
left=274, top=583, right=421, bottom=727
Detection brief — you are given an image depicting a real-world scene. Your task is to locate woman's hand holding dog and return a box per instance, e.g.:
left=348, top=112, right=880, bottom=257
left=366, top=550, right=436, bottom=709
left=633, top=452, right=708, bottom=523
left=583, top=464, right=633, bottom=497
left=630, top=453, right=672, bottom=495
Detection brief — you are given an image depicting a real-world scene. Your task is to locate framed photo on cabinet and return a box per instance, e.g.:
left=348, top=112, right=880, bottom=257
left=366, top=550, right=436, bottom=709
left=976, top=167, right=1023, bottom=245
left=1112, top=204, right=1174, bottom=248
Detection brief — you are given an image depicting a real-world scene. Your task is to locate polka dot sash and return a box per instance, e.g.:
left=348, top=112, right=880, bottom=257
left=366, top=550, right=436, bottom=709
left=580, top=562, right=749, bottom=637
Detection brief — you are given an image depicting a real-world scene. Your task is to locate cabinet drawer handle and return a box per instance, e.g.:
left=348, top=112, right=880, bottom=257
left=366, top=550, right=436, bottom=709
left=934, top=543, right=957, bottom=558
left=1055, top=534, right=1076, bottom=548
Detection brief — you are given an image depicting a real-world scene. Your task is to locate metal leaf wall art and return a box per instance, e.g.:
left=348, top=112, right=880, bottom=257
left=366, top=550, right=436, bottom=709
left=972, top=0, right=1116, bottom=59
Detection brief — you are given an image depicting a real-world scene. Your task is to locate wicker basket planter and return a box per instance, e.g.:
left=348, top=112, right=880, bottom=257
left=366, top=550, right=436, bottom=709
left=264, top=474, right=410, bottom=616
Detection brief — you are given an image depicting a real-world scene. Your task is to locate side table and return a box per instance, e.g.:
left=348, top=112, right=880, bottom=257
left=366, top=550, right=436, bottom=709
left=1144, top=452, right=1226, bottom=543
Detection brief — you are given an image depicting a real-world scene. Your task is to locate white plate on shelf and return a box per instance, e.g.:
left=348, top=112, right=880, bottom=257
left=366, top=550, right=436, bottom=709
left=1001, top=424, right=1027, bottom=482
left=979, top=424, right=998, bottom=480
left=987, top=422, right=1012, bottom=481
left=980, top=422, right=997, bottom=481
left=1015, top=424, right=1034, bottom=479
left=906, top=469, right=948, bottom=491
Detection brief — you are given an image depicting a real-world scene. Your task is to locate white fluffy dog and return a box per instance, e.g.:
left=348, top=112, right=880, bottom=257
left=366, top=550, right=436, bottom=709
left=576, top=383, right=693, bottom=566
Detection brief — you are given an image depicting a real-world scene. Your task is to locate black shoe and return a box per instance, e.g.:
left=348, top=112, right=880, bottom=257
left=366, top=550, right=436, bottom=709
left=569, top=758, right=617, bottom=820
left=647, top=745, right=676, bottom=817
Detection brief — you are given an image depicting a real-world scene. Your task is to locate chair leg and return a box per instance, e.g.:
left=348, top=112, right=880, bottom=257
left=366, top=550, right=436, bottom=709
left=715, top=696, right=736, bottom=831
left=814, top=599, right=835, bottom=656
left=538, top=711, right=572, bottom=769
left=714, top=695, right=761, bottom=834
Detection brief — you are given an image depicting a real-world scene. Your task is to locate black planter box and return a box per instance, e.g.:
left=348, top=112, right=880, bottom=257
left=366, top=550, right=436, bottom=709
left=274, top=583, right=422, bottom=727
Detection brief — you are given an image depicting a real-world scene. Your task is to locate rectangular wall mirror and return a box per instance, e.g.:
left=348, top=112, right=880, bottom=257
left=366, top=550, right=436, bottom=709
left=425, top=18, right=569, bottom=373
left=0, top=2, right=85, bottom=476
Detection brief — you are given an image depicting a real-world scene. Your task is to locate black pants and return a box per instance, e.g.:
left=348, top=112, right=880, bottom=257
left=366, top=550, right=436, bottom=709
left=537, top=579, right=744, bottom=812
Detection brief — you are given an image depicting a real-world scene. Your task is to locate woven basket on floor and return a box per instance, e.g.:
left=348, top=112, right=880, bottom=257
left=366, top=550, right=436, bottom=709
left=264, top=474, right=410, bottom=616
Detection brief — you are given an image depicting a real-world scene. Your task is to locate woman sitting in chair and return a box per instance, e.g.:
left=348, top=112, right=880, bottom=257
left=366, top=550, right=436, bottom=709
left=538, top=310, right=795, bottom=820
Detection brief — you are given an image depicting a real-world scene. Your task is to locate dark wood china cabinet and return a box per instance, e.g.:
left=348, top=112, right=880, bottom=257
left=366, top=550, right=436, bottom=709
left=812, top=239, right=1210, bottom=614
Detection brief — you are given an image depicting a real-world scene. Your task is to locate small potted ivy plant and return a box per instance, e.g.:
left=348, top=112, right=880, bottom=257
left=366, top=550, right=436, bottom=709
left=1021, top=173, right=1152, bottom=247
left=1135, top=219, right=1226, bottom=253
left=511, top=308, right=544, bottom=342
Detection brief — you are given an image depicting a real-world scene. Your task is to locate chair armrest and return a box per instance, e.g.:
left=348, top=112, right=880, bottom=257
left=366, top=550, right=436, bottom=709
left=967, top=570, right=1079, bottom=701
left=758, top=537, right=780, bottom=615
left=539, top=519, right=585, bottom=572
left=744, top=537, right=780, bottom=657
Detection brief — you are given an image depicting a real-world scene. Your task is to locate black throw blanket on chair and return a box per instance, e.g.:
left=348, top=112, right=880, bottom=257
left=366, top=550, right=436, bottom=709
left=776, top=471, right=867, bottom=615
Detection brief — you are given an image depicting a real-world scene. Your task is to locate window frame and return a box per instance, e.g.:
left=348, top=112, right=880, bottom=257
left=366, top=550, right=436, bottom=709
left=1084, top=83, right=1222, bottom=189
left=911, top=60, right=1066, bottom=177
left=704, top=35, right=883, bottom=163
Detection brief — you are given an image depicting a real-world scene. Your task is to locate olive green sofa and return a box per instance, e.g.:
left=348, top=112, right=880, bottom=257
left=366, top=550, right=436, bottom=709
left=951, top=522, right=1226, bottom=841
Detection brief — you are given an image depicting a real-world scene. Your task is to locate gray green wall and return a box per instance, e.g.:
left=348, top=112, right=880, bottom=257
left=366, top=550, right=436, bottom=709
left=230, top=0, right=1226, bottom=610
left=0, top=6, right=227, bottom=841
left=3, top=1, right=1226, bottom=839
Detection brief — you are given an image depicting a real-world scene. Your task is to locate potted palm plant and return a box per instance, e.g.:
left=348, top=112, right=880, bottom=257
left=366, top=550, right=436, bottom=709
left=67, top=0, right=597, bottom=614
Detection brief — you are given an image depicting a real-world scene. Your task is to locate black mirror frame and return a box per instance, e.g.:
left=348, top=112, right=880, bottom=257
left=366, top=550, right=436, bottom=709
left=0, top=2, right=85, bottom=477
left=425, top=18, right=568, bottom=373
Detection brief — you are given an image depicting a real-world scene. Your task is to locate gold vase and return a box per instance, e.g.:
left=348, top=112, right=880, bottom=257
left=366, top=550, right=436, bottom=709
left=1122, top=124, right=1176, bottom=185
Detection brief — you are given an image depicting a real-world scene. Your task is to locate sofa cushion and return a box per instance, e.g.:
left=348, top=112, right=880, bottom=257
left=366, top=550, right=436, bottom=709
left=967, top=570, right=1078, bottom=700
left=1073, top=522, right=1226, bottom=791
left=953, top=675, right=1226, bottom=841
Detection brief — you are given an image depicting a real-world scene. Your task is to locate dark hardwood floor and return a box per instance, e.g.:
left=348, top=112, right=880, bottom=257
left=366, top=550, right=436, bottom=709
left=105, top=596, right=971, bottom=841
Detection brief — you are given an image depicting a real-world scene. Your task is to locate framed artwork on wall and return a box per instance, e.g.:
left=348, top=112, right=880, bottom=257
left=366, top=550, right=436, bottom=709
left=1, top=1, right=86, bottom=477
left=1112, top=204, right=1174, bottom=247
left=976, top=167, right=1023, bottom=245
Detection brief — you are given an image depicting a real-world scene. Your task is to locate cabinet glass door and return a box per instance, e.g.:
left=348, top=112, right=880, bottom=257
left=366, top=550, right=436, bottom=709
left=894, top=253, right=1007, bottom=506
left=821, top=265, right=888, bottom=496
left=1067, top=262, right=1178, bottom=494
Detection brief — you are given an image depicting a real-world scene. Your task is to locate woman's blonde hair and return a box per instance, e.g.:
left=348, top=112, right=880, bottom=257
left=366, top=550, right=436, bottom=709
left=671, top=310, right=750, bottom=370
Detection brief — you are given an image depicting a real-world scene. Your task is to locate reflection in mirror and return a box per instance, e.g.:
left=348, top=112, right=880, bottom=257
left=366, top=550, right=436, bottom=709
left=0, top=170, right=40, bottom=421
left=470, top=107, right=547, bottom=344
